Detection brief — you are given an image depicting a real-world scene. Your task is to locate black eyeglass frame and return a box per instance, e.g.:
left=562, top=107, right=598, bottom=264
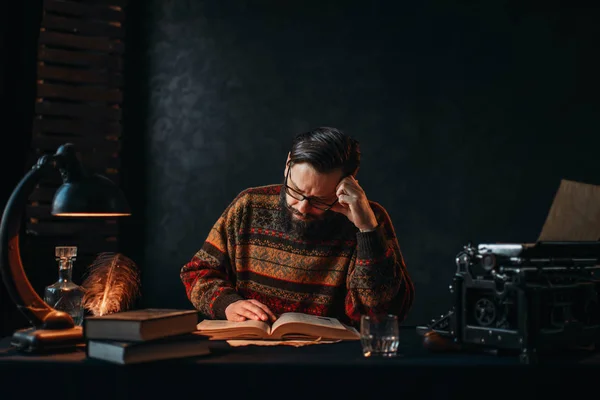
left=284, top=167, right=339, bottom=211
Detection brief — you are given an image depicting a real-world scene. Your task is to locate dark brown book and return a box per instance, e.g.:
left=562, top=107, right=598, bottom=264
left=84, top=308, right=199, bottom=342
left=86, top=333, right=211, bottom=365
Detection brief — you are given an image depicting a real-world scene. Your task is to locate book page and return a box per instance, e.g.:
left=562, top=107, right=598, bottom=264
left=226, top=339, right=341, bottom=347
left=271, top=312, right=347, bottom=333
left=88, top=308, right=196, bottom=321
left=196, top=319, right=271, bottom=333
left=538, top=179, right=600, bottom=241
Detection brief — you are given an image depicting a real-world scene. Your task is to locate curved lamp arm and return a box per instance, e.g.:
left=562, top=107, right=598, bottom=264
left=0, top=155, right=75, bottom=330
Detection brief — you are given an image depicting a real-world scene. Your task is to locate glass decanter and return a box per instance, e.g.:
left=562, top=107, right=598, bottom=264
left=43, top=246, right=84, bottom=326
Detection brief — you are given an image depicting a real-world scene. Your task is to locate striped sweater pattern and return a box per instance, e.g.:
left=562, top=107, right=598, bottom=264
left=180, top=184, right=414, bottom=325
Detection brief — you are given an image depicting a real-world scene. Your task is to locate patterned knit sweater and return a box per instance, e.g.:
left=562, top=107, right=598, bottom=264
left=180, top=184, right=414, bottom=326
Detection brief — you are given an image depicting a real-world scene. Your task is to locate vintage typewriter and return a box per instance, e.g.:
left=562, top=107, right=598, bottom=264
left=417, top=240, right=600, bottom=363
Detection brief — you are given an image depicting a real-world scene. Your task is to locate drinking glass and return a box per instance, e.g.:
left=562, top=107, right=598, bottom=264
left=360, top=314, right=399, bottom=357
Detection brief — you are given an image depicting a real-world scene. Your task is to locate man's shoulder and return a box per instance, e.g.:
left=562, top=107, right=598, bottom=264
left=230, top=184, right=281, bottom=207
left=368, top=200, right=388, bottom=214
left=240, top=184, right=281, bottom=197
left=368, top=200, right=394, bottom=224
left=242, top=184, right=281, bottom=196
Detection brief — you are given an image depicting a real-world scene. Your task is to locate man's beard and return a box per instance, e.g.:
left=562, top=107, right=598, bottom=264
left=278, top=188, right=337, bottom=239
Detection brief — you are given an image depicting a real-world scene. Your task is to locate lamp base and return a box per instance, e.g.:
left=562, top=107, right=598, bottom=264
left=10, top=326, right=84, bottom=353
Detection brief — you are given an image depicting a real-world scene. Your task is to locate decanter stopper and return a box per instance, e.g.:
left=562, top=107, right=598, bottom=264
left=56, top=246, right=77, bottom=261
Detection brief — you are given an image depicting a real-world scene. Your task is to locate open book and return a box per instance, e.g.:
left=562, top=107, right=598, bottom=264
left=195, top=312, right=360, bottom=341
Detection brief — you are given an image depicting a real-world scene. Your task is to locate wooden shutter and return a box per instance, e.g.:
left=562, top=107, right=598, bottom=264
left=25, top=0, right=127, bottom=272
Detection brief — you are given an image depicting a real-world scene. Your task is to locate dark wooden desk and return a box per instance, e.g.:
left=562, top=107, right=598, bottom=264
left=0, top=327, right=598, bottom=400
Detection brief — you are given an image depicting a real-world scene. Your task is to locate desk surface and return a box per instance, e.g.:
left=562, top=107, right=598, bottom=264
left=0, top=327, right=599, bottom=399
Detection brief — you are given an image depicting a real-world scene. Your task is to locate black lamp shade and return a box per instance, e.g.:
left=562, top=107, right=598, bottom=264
left=51, top=173, right=131, bottom=217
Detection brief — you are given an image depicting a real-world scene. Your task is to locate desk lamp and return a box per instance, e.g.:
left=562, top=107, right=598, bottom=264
left=0, top=143, right=130, bottom=352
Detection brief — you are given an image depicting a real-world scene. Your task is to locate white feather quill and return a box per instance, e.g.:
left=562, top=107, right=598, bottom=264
left=81, top=252, right=141, bottom=316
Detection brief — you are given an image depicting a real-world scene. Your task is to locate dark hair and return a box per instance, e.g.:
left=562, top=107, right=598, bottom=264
left=288, top=127, right=360, bottom=177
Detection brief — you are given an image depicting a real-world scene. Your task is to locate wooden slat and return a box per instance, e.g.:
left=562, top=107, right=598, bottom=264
left=32, top=118, right=122, bottom=136
left=37, top=83, right=122, bottom=103
left=26, top=238, right=119, bottom=259
left=70, top=0, right=128, bottom=6
left=43, top=0, right=125, bottom=22
left=37, top=65, right=123, bottom=86
left=41, top=15, right=123, bottom=38
left=36, top=102, right=121, bottom=121
left=27, top=234, right=118, bottom=253
left=27, top=152, right=121, bottom=172
left=86, top=155, right=121, bottom=171
left=27, top=165, right=120, bottom=190
left=33, top=245, right=120, bottom=261
left=27, top=232, right=119, bottom=243
left=36, top=175, right=63, bottom=187
left=30, top=171, right=121, bottom=190
left=38, top=48, right=121, bottom=70
left=31, top=134, right=120, bottom=153
left=103, top=168, right=121, bottom=181
left=27, top=174, right=121, bottom=202
left=28, top=186, right=59, bottom=203
left=27, top=205, right=52, bottom=219
left=26, top=221, right=119, bottom=236
left=39, top=31, right=124, bottom=54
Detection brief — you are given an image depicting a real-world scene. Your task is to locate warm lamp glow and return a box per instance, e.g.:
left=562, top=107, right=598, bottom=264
left=54, top=213, right=132, bottom=217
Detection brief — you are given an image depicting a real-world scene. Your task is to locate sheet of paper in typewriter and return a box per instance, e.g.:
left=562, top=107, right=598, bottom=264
left=538, top=179, right=600, bottom=241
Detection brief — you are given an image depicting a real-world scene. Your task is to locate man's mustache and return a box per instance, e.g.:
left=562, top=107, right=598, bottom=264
left=285, top=202, right=317, bottom=221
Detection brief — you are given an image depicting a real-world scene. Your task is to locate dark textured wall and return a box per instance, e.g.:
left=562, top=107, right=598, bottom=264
left=121, top=0, right=600, bottom=326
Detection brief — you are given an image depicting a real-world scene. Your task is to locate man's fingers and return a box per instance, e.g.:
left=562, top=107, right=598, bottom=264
left=241, top=303, right=269, bottom=321
left=337, top=176, right=360, bottom=191
left=336, top=185, right=357, bottom=200
left=249, top=300, right=277, bottom=321
left=337, top=193, right=353, bottom=207
left=238, top=308, right=262, bottom=321
left=330, top=202, right=349, bottom=216
left=263, top=304, right=277, bottom=321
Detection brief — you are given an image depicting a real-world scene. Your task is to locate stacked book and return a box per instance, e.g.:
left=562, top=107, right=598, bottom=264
left=83, top=308, right=211, bottom=365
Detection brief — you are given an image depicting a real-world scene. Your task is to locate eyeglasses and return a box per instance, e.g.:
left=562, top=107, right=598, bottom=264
left=284, top=168, right=338, bottom=211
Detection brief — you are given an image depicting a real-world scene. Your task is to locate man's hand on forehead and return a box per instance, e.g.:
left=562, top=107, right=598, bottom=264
left=331, top=176, right=378, bottom=232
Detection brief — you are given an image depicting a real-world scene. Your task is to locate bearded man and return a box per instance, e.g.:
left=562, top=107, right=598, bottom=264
left=180, top=127, right=414, bottom=326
